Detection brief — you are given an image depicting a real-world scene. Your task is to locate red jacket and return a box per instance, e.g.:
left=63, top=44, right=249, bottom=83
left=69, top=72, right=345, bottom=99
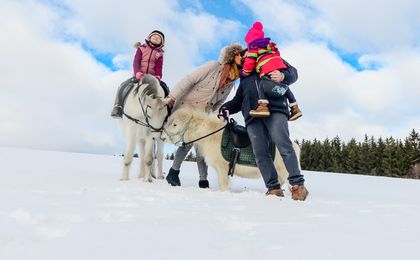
left=133, top=42, right=164, bottom=80
left=241, top=38, right=286, bottom=78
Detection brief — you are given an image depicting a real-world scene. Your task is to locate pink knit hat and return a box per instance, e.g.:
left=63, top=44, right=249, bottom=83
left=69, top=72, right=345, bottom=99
left=245, top=22, right=264, bottom=46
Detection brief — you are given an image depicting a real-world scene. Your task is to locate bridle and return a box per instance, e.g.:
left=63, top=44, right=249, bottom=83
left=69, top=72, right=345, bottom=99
left=163, top=115, right=227, bottom=147
left=162, top=116, right=193, bottom=146
left=123, top=94, right=167, bottom=132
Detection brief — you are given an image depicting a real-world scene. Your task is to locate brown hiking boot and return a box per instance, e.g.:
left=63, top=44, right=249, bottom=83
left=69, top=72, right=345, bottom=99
left=289, top=104, right=302, bottom=121
left=249, top=102, right=270, bottom=118
left=265, top=188, right=284, bottom=197
left=291, top=185, right=309, bottom=201
left=111, top=106, right=123, bottom=118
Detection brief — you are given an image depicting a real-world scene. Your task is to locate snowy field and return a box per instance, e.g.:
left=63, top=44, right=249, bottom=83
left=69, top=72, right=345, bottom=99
left=1, top=146, right=419, bottom=260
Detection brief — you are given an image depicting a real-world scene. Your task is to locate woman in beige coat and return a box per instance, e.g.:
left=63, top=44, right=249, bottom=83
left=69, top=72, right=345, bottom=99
left=165, top=43, right=245, bottom=188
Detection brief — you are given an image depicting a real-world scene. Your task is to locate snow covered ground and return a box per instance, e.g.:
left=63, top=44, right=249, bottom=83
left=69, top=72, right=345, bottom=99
left=1, top=146, right=419, bottom=260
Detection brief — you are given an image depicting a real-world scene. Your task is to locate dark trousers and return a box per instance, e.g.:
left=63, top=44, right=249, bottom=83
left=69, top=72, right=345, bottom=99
left=257, top=77, right=297, bottom=104
left=284, top=88, right=296, bottom=104
left=247, top=112, right=305, bottom=189
left=113, top=77, right=169, bottom=108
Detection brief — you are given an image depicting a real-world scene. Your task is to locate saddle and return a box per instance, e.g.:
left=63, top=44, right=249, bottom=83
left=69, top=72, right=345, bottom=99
left=220, top=119, right=275, bottom=176
left=229, top=119, right=251, bottom=148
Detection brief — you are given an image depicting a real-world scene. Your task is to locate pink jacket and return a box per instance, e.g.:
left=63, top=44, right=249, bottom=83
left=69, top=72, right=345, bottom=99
left=133, top=42, right=164, bottom=80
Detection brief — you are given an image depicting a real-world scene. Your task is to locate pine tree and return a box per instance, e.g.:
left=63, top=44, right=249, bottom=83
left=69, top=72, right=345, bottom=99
left=311, top=139, right=323, bottom=171
left=373, top=137, right=386, bottom=176
left=359, top=135, right=372, bottom=175
left=330, top=136, right=343, bottom=173
left=382, top=137, right=398, bottom=177
left=344, top=138, right=362, bottom=174
left=299, top=139, right=312, bottom=170
left=320, top=138, right=333, bottom=172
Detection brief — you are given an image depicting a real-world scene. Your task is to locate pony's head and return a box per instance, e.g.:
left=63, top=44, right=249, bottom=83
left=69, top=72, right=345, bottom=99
left=160, top=108, right=194, bottom=145
left=132, top=74, right=169, bottom=131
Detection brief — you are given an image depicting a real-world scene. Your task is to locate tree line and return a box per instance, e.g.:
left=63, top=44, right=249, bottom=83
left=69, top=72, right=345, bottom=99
left=165, top=152, right=197, bottom=162
left=165, top=129, right=420, bottom=179
left=297, top=129, right=420, bottom=179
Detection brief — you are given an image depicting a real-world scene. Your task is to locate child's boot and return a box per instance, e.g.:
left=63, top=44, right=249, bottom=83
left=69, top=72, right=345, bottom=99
left=288, top=103, right=302, bottom=121
left=111, top=105, right=123, bottom=118
left=249, top=100, right=270, bottom=118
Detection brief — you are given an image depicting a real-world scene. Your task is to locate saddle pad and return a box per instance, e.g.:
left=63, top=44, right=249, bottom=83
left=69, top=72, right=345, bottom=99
left=220, top=128, right=275, bottom=167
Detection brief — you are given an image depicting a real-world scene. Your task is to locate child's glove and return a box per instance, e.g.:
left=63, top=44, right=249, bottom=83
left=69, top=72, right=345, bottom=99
left=135, top=72, right=143, bottom=80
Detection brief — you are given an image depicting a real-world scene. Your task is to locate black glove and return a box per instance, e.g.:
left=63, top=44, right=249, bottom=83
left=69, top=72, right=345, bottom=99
left=218, top=107, right=229, bottom=121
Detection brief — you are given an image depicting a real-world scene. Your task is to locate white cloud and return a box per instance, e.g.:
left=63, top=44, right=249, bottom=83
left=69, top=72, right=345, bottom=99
left=285, top=42, right=420, bottom=141
left=240, top=0, right=420, bottom=142
left=241, top=0, right=420, bottom=53
left=0, top=0, right=243, bottom=154
left=1, top=0, right=419, bottom=155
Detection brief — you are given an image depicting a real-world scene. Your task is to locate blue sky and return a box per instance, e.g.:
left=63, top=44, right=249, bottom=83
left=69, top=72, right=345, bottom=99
left=93, top=0, right=364, bottom=71
left=0, top=0, right=419, bottom=154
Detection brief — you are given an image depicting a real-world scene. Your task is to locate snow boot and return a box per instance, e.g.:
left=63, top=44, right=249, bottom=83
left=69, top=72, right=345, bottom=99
left=288, top=104, right=302, bottom=121
left=166, top=168, right=181, bottom=186
left=265, top=188, right=284, bottom=197
left=249, top=101, right=270, bottom=118
left=291, top=185, right=309, bottom=201
left=198, top=180, right=209, bottom=189
left=111, top=105, right=123, bottom=118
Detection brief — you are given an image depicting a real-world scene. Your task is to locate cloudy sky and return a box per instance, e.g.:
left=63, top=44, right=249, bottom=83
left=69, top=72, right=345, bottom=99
left=1, top=0, right=419, bottom=155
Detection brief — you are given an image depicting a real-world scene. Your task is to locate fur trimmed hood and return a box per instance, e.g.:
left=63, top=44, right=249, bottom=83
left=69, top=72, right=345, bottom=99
left=133, top=41, right=164, bottom=50
left=219, top=43, right=245, bottom=64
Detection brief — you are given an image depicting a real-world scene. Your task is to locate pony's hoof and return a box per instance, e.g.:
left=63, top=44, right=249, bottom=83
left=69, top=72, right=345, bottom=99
left=157, top=175, right=164, bottom=180
left=143, top=178, right=153, bottom=183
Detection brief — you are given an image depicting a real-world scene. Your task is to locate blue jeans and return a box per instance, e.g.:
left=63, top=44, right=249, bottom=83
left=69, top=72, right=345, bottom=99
left=247, top=112, right=304, bottom=189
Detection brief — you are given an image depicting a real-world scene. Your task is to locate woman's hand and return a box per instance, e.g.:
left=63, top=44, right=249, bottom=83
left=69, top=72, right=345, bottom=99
left=268, top=70, right=285, bottom=83
left=164, top=96, right=176, bottom=108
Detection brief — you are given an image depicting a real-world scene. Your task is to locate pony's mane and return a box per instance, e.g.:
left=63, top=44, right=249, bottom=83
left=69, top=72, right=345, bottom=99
left=175, top=107, right=224, bottom=126
left=133, top=74, right=161, bottom=98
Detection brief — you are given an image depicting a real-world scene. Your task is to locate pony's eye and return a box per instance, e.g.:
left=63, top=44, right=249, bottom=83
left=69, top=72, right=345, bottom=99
left=173, top=123, right=177, bottom=127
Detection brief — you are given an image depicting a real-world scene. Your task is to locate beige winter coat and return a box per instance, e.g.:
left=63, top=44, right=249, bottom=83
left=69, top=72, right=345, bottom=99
left=170, top=43, right=243, bottom=113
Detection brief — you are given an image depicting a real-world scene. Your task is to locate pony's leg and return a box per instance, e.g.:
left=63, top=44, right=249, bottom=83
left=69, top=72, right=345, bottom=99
left=121, top=130, right=136, bottom=181
left=274, top=149, right=289, bottom=187
left=138, top=139, right=146, bottom=178
left=156, top=138, right=164, bottom=179
left=142, top=138, right=153, bottom=182
left=216, top=164, right=230, bottom=191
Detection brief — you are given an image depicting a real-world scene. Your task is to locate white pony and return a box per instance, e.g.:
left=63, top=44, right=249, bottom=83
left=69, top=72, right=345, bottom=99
left=119, top=74, right=168, bottom=182
left=161, top=108, right=301, bottom=191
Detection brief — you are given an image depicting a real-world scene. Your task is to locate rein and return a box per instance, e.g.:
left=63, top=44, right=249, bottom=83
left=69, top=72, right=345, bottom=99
left=181, top=125, right=227, bottom=147
left=164, top=116, right=227, bottom=147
